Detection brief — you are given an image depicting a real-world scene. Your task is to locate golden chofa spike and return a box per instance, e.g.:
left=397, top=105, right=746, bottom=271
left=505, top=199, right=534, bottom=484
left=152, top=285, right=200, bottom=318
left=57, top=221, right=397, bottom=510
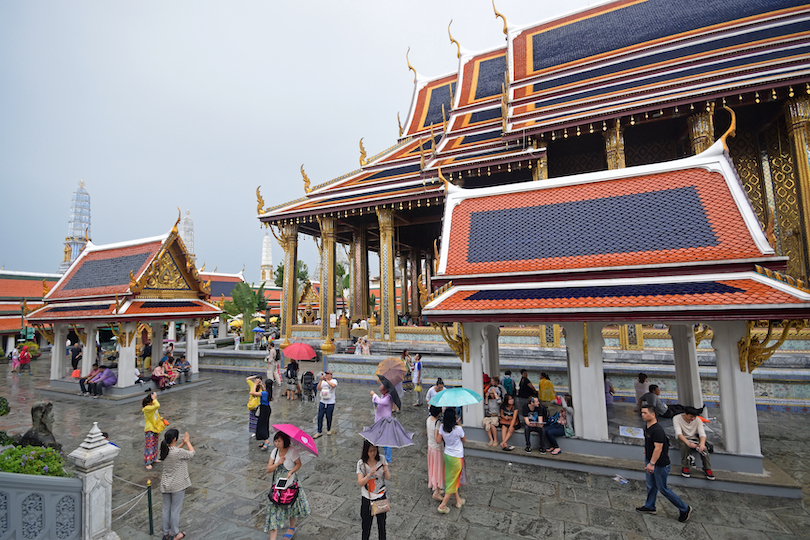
left=406, top=47, right=417, bottom=83
left=720, top=105, right=737, bottom=152
left=397, top=112, right=403, bottom=138
left=172, top=207, right=181, bottom=234
left=492, top=0, right=508, bottom=36
left=359, top=138, right=368, bottom=166
left=300, top=165, right=312, bottom=193
left=438, top=166, right=450, bottom=192
left=448, top=20, right=461, bottom=59
left=256, top=186, right=266, bottom=215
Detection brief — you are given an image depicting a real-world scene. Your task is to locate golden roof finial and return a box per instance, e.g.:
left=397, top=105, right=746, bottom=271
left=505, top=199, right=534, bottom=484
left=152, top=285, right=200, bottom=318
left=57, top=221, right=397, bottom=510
left=171, top=207, right=181, bottom=234
left=79, top=178, right=85, bottom=188
left=438, top=166, right=450, bottom=192
left=301, top=165, right=312, bottom=193
left=720, top=105, right=737, bottom=152
left=241, top=264, right=245, bottom=274
left=213, top=265, right=217, bottom=273
left=256, top=186, right=266, bottom=215
left=492, top=0, right=508, bottom=36
left=42, top=279, right=50, bottom=297
left=420, top=137, right=426, bottom=171
left=200, top=262, right=206, bottom=272
left=186, top=209, right=190, bottom=216
left=397, top=112, right=403, bottom=138
left=448, top=20, right=461, bottom=59
left=359, top=138, right=368, bottom=166
left=406, top=47, right=417, bottom=83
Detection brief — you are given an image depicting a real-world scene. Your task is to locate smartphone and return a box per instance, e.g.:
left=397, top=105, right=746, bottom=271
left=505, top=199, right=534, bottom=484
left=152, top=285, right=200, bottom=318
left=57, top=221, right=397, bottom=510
left=274, top=478, right=289, bottom=490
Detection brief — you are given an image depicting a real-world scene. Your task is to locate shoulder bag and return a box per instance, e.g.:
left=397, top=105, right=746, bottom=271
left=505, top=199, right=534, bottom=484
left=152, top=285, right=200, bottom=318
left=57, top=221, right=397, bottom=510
left=365, top=462, right=390, bottom=515
left=268, top=449, right=300, bottom=507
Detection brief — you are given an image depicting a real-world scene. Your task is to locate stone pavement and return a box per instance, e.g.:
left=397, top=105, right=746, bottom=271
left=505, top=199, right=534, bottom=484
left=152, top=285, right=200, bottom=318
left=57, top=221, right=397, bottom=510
left=2, top=357, right=810, bottom=539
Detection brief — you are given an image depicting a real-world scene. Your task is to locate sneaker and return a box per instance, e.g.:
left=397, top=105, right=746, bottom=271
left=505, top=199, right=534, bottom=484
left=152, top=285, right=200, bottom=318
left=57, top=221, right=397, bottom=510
left=313, top=432, right=323, bottom=439
left=704, top=469, right=715, bottom=480
left=540, top=448, right=547, bottom=454
left=327, top=430, right=333, bottom=435
left=636, top=506, right=656, bottom=514
left=525, top=447, right=532, bottom=453
left=503, top=445, right=515, bottom=452
left=681, top=467, right=691, bottom=478
left=77, top=392, right=86, bottom=396
left=678, top=506, right=693, bottom=523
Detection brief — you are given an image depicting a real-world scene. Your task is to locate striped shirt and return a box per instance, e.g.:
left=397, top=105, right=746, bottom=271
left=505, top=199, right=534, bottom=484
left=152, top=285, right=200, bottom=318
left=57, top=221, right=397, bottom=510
left=160, top=447, right=195, bottom=493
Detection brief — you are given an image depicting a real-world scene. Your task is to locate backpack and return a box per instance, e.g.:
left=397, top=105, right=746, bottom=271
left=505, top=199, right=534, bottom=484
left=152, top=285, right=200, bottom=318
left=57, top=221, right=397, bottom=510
left=502, top=377, right=515, bottom=396
left=286, top=363, right=298, bottom=379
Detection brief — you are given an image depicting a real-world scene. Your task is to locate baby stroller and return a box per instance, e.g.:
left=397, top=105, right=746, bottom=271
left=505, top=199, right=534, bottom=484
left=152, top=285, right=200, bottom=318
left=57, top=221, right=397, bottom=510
left=300, top=371, right=316, bottom=401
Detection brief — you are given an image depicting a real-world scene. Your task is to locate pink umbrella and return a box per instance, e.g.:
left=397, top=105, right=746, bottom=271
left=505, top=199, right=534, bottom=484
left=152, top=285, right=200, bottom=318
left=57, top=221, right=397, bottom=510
left=282, top=342, right=317, bottom=361
left=272, top=424, right=319, bottom=456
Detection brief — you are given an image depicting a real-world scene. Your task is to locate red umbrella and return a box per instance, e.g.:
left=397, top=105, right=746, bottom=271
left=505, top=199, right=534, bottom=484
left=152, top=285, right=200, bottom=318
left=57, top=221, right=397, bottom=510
left=283, top=342, right=316, bottom=361
left=272, top=424, right=319, bottom=456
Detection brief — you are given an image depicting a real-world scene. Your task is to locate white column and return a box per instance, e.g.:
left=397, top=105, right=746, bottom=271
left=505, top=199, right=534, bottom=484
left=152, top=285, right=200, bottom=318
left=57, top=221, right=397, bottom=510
left=4, top=335, right=14, bottom=356
left=152, top=322, right=164, bottom=361
left=561, top=322, right=609, bottom=441
left=81, top=324, right=98, bottom=377
left=167, top=320, right=176, bottom=342
left=186, top=318, right=199, bottom=378
left=460, top=323, right=485, bottom=427
left=67, top=423, right=121, bottom=540
left=116, top=322, right=138, bottom=388
left=51, top=324, right=68, bottom=380
left=669, top=324, right=705, bottom=410
left=711, top=321, right=762, bottom=456
left=482, top=325, right=500, bottom=378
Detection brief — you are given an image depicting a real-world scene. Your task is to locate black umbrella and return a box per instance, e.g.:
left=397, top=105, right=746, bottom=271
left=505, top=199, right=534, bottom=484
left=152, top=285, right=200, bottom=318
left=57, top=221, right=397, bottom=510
left=377, top=375, right=402, bottom=410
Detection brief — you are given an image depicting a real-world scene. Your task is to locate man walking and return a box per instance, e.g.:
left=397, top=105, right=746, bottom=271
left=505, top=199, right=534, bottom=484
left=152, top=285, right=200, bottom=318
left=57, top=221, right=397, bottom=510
left=637, top=405, right=692, bottom=522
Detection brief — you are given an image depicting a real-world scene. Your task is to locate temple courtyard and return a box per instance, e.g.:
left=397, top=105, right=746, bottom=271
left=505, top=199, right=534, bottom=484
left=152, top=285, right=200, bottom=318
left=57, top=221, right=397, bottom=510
left=2, top=357, right=810, bottom=540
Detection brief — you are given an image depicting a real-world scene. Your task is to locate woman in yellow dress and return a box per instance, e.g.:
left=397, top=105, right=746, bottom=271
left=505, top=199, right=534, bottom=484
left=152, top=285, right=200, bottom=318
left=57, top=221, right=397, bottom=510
left=539, top=373, right=556, bottom=403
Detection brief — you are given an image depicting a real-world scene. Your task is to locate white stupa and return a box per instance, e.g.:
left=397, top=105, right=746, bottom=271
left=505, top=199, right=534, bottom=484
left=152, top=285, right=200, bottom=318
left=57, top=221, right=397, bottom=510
left=260, top=233, right=273, bottom=285
left=60, top=180, right=91, bottom=274
left=179, top=209, right=195, bottom=261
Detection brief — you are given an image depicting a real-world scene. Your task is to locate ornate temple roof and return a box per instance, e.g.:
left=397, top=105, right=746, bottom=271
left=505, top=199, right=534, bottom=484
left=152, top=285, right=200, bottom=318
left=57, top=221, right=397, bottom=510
left=423, top=138, right=810, bottom=322
left=0, top=270, right=60, bottom=334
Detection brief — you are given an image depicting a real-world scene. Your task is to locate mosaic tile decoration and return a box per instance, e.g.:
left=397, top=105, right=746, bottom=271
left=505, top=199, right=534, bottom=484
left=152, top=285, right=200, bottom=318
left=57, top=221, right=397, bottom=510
left=444, top=168, right=762, bottom=276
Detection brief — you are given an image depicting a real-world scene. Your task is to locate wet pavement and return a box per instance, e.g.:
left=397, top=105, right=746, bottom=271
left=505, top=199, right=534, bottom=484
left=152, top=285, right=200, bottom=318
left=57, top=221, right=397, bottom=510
left=2, top=357, right=810, bottom=540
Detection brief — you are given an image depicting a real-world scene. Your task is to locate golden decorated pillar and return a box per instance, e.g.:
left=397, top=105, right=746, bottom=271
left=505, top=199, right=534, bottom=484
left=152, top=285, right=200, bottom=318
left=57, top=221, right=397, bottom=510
left=318, top=216, right=337, bottom=354
left=785, top=97, right=810, bottom=279
left=279, top=222, right=299, bottom=349
left=409, top=250, right=420, bottom=318
left=532, top=154, right=548, bottom=181
left=351, top=227, right=370, bottom=320
left=376, top=207, right=397, bottom=341
left=688, top=102, right=715, bottom=154
left=399, top=254, right=409, bottom=319
left=604, top=120, right=625, bottom=170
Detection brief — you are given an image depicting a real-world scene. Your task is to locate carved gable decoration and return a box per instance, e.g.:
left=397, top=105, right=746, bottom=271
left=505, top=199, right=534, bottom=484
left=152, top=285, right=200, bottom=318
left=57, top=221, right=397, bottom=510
left=144, top=252, right=190, bottom=291
left=299, top=281, right=319, bottom=306
left=131, top=229, right=210, bottom=300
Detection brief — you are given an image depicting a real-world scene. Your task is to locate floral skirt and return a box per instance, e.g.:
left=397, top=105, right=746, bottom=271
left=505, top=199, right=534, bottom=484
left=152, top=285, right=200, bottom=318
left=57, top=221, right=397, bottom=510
left=249, top=410, right=258, bottom=434
left=427, top=446, right=444, bottom=490
left=402, top=371, right=413, bottom=392
left=144, top=431, right=159, bottom=465
left=265, top=465, right=310, bottom=532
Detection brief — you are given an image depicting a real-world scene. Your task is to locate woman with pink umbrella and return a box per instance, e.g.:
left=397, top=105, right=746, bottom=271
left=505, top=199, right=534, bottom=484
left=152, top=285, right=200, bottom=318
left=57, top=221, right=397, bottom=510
left=265, top=429, right=313, bottom=540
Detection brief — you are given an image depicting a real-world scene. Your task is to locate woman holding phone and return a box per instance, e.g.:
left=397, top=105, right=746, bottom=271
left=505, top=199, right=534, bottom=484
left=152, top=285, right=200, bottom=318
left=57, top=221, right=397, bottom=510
left=357, top=439, right=390, bottom=540
left=265, top=431, right=310, bottom=540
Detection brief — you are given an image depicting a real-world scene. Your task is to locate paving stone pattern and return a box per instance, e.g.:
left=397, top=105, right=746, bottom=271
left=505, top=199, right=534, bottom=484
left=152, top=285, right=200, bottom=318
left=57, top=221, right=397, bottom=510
left=2, top=358, right=810, bottom=539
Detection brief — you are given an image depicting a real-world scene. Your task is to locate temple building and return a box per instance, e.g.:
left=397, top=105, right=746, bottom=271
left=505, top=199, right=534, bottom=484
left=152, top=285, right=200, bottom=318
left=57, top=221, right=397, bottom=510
left=0, top=270, right=60, bottom=354
left=60, top=180, right=91, bottom=274
left=258, top=0, right=810, bottom=360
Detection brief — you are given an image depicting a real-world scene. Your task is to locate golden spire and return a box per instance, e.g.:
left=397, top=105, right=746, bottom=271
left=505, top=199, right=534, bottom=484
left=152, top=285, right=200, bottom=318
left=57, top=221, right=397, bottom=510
left=406, top=47, right=417, bottom=83
left=397, top=112, right=403, bottom=138
left=301, top=165, right=312, bottom=193
left=492, top=0, right=508, bottom=36
left=359, top=138, right=368, bottom=166
left=448, top=20, right=461, bottom=59
left=79, top=178, right=85, bottom=188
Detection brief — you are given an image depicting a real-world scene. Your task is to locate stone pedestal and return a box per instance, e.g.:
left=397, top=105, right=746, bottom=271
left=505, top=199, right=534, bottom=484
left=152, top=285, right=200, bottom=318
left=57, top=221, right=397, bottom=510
left=67, top=422, right=121, bottom=540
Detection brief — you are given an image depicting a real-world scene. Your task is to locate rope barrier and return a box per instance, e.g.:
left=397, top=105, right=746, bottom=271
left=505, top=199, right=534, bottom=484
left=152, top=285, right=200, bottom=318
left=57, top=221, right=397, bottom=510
left=111, top=490, right=147, bottom=522
left=113, top=475, right=148, bottom=489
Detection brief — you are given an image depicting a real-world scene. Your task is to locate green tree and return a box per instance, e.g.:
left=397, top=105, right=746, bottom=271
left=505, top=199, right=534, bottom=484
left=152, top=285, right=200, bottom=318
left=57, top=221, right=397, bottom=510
left=369, top=293, right=377, bottom=314
left=224, top=282, right=268, bottom=343
left=274, top=261, right=310, bottom=288
left=335, top=262, right=351, bottom=315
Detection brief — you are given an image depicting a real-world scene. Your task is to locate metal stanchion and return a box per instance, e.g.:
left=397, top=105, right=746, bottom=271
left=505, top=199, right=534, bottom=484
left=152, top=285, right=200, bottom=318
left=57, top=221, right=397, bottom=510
left=147, top=479, right=154, bottom=536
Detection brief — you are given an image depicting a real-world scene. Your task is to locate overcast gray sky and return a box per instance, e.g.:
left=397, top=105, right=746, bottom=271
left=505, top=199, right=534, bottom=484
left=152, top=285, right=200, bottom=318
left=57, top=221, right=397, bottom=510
left=1, top=0, right=590, bottom=284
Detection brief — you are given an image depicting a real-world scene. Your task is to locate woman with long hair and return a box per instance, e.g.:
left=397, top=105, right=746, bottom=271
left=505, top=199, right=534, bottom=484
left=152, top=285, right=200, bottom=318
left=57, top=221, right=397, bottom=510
left=435, top=407, right=466, bottom=513
left=246, top=375, right=262, bottom=437
left=159, top=429, right=194, bottom=540
left=634, top=373, right=650, bottom=411
left=151, top=361, right=168, bottom=390
left=249, top=379, right=272, bottom=449
left=499, top=394, right=518, bottom=451
left=426, top=405, right=445, bottom=500
left=357, top=440, right=390, bottom=540
left=265, top=431, right=311, bottom=540
left=142, top=392, right=165, bottom=470
left=539, top=372, right=555, bottom=403
left=370, top=384, right=394, bottom=463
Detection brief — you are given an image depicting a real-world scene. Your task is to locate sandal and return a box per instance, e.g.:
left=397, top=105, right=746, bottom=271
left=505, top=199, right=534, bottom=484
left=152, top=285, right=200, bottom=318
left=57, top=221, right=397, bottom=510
left=551, top=448, right=562, bottom=455
left=432, top=493, right=444, bottom=501
left=173, top=533, right=186, bottom=540
left=283, top=527, right=295, bottom=538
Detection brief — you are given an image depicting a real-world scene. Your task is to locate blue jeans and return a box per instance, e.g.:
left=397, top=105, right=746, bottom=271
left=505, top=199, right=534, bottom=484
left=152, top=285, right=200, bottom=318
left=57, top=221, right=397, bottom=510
left=383, top=446, right=392, bottom=462
left=317, top=402, right=335, bottom=433
left=644, top=462, right=688, bottom=513
left=544, top=424, right=565, bottom=448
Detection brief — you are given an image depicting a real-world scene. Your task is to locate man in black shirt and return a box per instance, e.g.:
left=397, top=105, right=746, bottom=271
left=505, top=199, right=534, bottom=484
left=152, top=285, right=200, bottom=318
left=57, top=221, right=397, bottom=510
left=637, top=405, right=692, bottom=522
left=521, top=396, right=548, bottom=454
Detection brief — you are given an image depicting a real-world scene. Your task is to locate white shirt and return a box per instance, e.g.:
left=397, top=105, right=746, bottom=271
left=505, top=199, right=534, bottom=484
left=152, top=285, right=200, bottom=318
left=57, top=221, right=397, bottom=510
left=318, top=379, right=337, bottom=404
left=673, top=414, right=706, bottom=441
left=357, top=456, right=388, bottom=500
left=271, top=446, right=300, bottom=477
left=438, top=425, right=465, bottom=458
left=426, top=386, right=442, bottom=404
left=426, top=416, right=442, bottom=451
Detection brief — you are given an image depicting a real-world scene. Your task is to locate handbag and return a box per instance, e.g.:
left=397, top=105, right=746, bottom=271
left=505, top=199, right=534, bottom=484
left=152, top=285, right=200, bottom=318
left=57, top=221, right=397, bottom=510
left=163, top=419, right=170, bottom=426
left=71, top=369, right=81, bottom=378
left=414, top=384, right=422, bottom=393
left=564, top=425, right=575, bottom=438
left=268, top=481, right=300, bottom=507
left=370, top=498, right=390, bottom=515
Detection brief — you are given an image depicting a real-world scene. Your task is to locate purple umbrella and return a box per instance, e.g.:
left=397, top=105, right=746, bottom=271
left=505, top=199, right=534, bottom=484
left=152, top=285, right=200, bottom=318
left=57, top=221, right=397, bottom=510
left=359, top=417, right=415, bottom=448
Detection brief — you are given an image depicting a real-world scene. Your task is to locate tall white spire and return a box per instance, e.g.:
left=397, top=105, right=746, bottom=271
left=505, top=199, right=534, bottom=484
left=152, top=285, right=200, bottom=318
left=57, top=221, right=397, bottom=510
left=179, top=209, right=195, bottom=260
left=261, top=233, right=273, bottom=285
left=60, top=180, right=91, bottom=273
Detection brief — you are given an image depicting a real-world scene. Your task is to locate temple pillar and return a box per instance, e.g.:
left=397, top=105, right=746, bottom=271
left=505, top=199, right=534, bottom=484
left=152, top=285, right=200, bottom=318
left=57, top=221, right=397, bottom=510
left=399, top=254, right=408, bottom=318
left=185, top=318, right=199, bottom=377
left=409, top=250, right=420, bottom=318
left=561, top=322, right=609, bottom=441
left=604, top=120, right=625, bottom=170
left=710, top=321, right=761, bottom=456
left=81, top=324, right=98, bottom=377
left=425, top=251, right=434, bottom=293
left=351, top=227, right=370, bottom=320
left=51, top=324, right=68, bottom=379
left=461, top=323, right=485, bottom=427
left=482, top=324, right=500, bottom=378
left=167, top=320, right=176, bottom=342
left=152, top=322, right=164, bottom=362
left=785, top=97, right=810, bottom=279
left=279, top=223, right=299, bottom=348
left=376, top=208, right=397, bottom=341
left=116, top=321, right=138, bottom=388
left=669, top=324, right=704, bottom=410
left=532, top=154, right=548, bottom=181
left=688, top=102, right=715, bottom=154
left=5, top=336, right=14, bottom=357
left=318, top=217, right=337, bottom=353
